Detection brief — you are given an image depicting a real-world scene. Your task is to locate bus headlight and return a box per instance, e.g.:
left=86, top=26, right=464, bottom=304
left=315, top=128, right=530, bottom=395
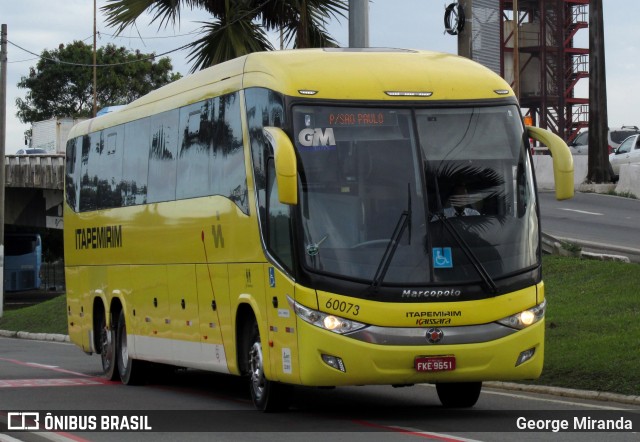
left=287, top=296, right=367, bottom=334
left=497, top=300, right=546, bottom=330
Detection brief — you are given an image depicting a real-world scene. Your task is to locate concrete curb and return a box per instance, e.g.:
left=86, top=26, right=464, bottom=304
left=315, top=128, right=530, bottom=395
left=0, top=329, right=70, bottom=342
left=2, top=329, right=638, bottom=407
left=554, top=236, right=640, bottom=264
left=485, top=382, right=640, bottom=406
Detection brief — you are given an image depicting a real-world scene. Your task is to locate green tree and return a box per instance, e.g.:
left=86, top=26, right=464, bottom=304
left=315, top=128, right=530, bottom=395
left=16, top=40, right=181, bottom=124
left=102, top=0, right=347, bottom=72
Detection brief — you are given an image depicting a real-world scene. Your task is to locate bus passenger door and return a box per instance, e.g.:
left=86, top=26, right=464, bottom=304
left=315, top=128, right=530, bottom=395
left=196, top=263, right=230, bottom=373
left=265, top=264, right=301, bottom=385
left=227, top=263, right=268, bottom=375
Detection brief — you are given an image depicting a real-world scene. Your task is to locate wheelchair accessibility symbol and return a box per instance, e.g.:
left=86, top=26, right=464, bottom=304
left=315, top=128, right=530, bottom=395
left=433, top=247, right=453, bottom=268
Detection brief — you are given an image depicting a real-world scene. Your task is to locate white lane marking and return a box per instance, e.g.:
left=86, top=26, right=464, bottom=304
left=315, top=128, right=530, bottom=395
left=25, top=363, right=59, bottom=369
left=0, top=358, right=90, bottom=377
left=484, top=390, right=631, bottom=410
left=419, top=383, right=632, bottom=410
left=354, top=419, right=482, bottom=441
left=559, top=208, right=603, bottom=216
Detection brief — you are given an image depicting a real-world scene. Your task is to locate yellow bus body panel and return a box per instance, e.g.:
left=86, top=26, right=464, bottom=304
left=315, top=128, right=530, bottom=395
left=295, top=318, right=544, bottom=386
left=316, top=286, right=539, bottom=328
left=64, top=49, right=551, bottom=388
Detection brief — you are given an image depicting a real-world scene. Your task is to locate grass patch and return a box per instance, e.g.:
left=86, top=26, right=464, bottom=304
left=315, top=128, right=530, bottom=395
left=532, top=255, right=640, bottom=396
left=605, top=189, right=637, bottom=199
left=0, top=294, right=67, bottom=335
left=0, top=256, right=638, bottom=396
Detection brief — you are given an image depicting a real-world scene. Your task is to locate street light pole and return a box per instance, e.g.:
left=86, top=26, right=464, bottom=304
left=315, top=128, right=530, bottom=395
left=93, top=0, right=97, bottom=117
left=513, top=0, right=520, bottom=99
left=349, top=0, right=369, bottom=48
left=0, top=24, right=7, bottom=317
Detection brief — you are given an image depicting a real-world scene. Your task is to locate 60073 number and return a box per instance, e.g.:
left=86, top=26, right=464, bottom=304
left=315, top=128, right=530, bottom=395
left=325, top=298, right=360, bottom=316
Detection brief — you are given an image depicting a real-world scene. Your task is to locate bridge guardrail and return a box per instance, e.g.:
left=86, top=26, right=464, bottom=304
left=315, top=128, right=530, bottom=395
left=4, top=154, right=65, bottom=190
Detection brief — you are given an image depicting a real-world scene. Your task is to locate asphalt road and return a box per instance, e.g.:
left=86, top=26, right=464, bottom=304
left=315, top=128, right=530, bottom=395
left=0, top=338, right=638, bottom=442
left=538, top=190, right=640, bottom=260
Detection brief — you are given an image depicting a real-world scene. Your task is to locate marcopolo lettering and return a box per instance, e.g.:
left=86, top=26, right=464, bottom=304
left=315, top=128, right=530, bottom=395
left=75, top=225, right=123, bottom=250
left=401, top=289, right=461, bottom=298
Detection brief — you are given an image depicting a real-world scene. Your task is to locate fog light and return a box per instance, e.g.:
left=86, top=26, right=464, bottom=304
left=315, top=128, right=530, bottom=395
left=321, top=354, right=346, bottom=372
left=516, top=347, right=536, bottom=367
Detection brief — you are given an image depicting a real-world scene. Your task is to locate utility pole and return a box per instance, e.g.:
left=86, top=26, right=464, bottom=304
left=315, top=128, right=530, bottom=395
left=0, top=24, right=7, bottom=317
left=93, top=0, right=97, bottom=117
left=457, top=0, right=471, bottom=58
left=587, top=0, right=611, bottom=183
left=513, top=0, right=520, bottom=100
left=349, top=0, right=369, bottom=48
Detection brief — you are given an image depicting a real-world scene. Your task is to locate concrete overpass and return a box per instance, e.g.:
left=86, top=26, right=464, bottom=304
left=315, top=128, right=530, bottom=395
left=4, top=154, right=64, bottom=230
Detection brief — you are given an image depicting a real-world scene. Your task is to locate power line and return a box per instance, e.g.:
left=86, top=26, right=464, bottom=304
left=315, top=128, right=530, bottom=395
left=100, top=29, right=201, bottom=40
left=6, top=0, right=275, bottom=69
left=7, top=39, right=190, bottom=68
left=8, top=57, right=39, bottom=64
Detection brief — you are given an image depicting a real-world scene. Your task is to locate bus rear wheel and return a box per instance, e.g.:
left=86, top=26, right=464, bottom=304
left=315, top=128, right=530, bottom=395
left=99, top=312, right=118, bottom=381
left=245, top=320, right=291, bottom=412
left=435, top=382, right=482, bottom=408
left=116, top=310, right=146, bottom=385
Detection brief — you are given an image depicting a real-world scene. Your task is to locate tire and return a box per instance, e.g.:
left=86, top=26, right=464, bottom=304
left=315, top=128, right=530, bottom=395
left=116, top=310, right=147, bottom=385
left=99, top=311, right=119, bottom=381
left=245, top=320, right=291, bottom=412
left=436, top=382, right=482, bottom=408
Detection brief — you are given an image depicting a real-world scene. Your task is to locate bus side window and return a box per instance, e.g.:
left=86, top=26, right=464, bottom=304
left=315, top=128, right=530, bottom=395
left=147, top=110, right=179, bottom=203
left=65, top=137, right=80, bottom=212
left=266, top=159, right=293, bottom=271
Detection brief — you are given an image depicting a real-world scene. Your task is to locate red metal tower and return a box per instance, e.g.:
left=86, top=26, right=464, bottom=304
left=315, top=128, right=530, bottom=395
left=500, top=0, right=589, bottom=143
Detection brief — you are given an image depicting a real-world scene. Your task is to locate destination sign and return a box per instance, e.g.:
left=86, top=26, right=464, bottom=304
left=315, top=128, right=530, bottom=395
left=324, top=110, right=399, bottom=127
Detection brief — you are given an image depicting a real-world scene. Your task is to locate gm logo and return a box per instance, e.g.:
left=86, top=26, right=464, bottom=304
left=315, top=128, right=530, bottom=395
left=298, top=128, right=336, bottom=147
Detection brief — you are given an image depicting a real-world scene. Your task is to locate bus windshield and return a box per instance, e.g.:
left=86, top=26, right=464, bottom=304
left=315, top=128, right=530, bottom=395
left=293, top=104, right=538, bottom=288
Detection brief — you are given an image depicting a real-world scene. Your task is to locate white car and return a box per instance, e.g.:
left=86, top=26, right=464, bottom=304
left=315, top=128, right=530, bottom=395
left=15, top=148, right=48, bottom=155
left=570, top=126, right=640, bottom=155
left=609, top=134, right=640, bottom=178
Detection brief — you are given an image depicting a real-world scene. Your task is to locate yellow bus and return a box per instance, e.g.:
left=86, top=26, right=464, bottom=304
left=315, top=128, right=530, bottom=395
left=64, top=48, right=573, bottom=411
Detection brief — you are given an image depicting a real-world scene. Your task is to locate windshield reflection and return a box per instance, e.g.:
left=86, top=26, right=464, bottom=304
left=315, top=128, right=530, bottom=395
left=292, top=105, right=538, bottom=287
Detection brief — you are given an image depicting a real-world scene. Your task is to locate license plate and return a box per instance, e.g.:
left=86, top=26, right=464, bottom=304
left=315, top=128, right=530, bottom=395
left=415, top=355, right=456, bottom=372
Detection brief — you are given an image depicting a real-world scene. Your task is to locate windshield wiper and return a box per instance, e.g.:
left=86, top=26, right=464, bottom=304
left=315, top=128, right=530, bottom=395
left=371, top=184, right=412, bottom=290
left=430, top=173, right=497, bottom=293
left=434, top=212, right=498, bottom=294
left=306, top=234, right=328, bottom=256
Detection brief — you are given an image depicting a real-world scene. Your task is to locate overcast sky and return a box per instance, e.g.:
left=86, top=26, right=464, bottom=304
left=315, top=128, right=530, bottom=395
left=2, top=0, right=638, bottom=153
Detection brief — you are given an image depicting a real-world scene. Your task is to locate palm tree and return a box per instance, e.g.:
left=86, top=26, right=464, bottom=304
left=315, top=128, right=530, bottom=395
left=102, top=0, right=347, bottom=72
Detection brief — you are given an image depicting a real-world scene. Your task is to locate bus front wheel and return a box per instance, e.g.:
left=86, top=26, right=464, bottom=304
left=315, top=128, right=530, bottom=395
left=116, top=310, right=146, bottom=385
left=435, top=382, right=482, bottom=408
left=245, top=320, right=291, bottom=412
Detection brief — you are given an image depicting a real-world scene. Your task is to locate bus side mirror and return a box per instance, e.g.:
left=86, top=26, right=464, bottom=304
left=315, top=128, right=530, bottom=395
left=263, top=127, right=298, bottom=205
left=527, top=126, right=574, bottom=200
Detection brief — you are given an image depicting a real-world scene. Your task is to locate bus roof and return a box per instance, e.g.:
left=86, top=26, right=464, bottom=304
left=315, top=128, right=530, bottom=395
left=69, top=48, right=514, bottom=137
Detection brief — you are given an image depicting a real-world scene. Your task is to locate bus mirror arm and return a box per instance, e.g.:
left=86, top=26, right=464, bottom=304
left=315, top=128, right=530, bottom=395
left=263, top=127, right=298, bottom=205
left=526, top=126, right=574, bottom=201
